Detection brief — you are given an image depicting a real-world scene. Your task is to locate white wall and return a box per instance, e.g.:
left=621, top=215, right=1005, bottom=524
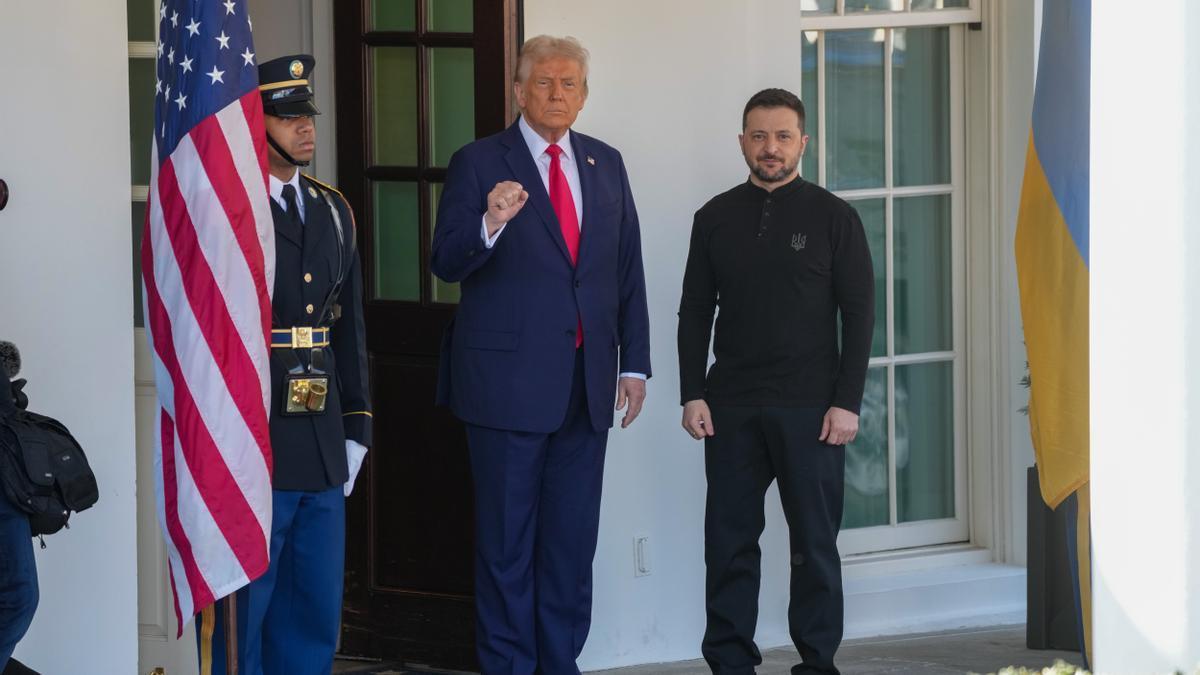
left=1000, top=0, right=1039, bottom=569
left=1092, top=0, right=1200, bottom=670
left=965, top=0, right=1037, bottom=569
left=0, top=1, right=139, bottom=673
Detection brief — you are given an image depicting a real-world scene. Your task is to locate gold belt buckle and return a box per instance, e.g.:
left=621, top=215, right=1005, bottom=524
left=292, top=326, right=314, bottom=349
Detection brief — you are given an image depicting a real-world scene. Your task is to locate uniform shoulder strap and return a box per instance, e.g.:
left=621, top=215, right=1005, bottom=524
left=302, top=173, right=343, bottom=199
left=302, top=174, right=357, bottom=255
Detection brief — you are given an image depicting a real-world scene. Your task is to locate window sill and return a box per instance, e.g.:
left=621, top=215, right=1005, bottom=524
left=842, top=546, right=1025, bottom=640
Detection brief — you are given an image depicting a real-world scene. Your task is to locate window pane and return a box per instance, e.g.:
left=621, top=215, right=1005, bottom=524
left=801, top=0, right=836, bottom=14
left=894, top=195, right=951, bottom=353
left=844, top=0, right=904, bottom=11
left=430, top=182, right=460, bottom=303
left=801, top=32, right=819, bottom=182
left=430, top=48, right=475, bottom=167
left=132, top=201, right=146, bottom=328
left=372, top=47, right=418, bottom=166
left=844, top=367, right=889, bottom=529
left=374, top=181, right=420, bottom=301
left=428, top=0, right=473, bottom=32
left=911, top=0, right=968, bottom=8
left=827, top=30, right=885, bottom=190
left=896, top=361, right=954, bottom=522
left=371, top=0, right=415, bottom=31
left=847, top=199, right=886, bottom=357
left=893, top=27, right=950, bottom=186
left=127, top=0, right=155, bottom=42
left=129, top=58, right=156, bottom=187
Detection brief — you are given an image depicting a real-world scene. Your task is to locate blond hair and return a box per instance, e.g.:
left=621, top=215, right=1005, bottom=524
left=514, top=35, right=590, bottom=87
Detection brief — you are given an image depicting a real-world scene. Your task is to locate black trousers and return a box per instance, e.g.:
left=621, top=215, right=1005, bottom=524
left=701, top=404, right=845, bottom=675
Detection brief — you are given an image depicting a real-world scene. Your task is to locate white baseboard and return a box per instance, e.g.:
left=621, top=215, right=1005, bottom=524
left=752, top=548, right=1026, bottom=650
left=582, top=548, right=1026, bottom=671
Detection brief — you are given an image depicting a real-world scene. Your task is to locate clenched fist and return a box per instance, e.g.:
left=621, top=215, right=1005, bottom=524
left=485, top=181, right=529, bottom=235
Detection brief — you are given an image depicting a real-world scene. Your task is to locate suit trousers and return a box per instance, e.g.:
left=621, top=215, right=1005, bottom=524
left=0, top=494, right=36, bottom=671
left=197, top=486, right=345, bottom=675
left=466, top=350, right=608, bottom=675
left=701, top=404, right=845, bottom=675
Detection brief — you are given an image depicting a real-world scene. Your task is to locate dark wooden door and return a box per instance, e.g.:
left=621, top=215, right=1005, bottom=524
left=333, top=1, right=519, bottom=669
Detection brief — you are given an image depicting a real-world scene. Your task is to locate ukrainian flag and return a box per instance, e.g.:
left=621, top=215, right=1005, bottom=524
left=1014, top=0, right=1091, bottom=665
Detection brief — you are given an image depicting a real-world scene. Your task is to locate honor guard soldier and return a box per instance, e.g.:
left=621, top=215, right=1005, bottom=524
left=197, top=54, right=372, bottom=675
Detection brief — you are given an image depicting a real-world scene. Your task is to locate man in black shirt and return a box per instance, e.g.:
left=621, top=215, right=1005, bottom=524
left=677, top=88, right=875, bottom=675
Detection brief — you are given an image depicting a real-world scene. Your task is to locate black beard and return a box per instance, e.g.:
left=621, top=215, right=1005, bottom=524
left=750, top=160, right=797, bottom=184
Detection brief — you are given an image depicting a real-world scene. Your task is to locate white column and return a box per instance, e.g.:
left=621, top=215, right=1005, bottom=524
left=0, top=1, right=138, bottom=672
left=1091, top=1, right=1200, bottom=671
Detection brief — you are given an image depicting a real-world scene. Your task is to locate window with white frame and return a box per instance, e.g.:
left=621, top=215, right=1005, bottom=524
left=799, top=0, right=979, bottom=555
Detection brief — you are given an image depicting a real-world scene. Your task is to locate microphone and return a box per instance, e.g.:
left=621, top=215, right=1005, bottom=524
left=0, top=341, right=20, bottom=379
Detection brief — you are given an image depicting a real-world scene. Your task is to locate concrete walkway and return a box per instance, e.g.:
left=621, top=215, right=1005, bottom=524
left=335, top=625, right=1083, bottom=675
left=588, top=626, right=1082, bottom=675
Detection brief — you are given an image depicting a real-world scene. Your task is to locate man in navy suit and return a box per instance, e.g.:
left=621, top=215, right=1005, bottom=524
left=432, top=35, right=651, bottom=675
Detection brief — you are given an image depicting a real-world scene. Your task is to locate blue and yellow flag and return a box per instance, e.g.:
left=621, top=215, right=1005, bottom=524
left=1014, top=0, right=1091, bottom=665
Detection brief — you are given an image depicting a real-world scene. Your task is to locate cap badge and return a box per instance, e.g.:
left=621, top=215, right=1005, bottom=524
left=289, top=60, right=304, bottom=79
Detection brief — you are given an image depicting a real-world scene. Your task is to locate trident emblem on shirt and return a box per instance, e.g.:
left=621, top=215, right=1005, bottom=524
left=791, top=233, right=807, bottom=251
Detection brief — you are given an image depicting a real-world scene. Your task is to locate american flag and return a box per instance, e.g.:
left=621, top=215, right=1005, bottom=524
left=141, top=0, right=275, bottom=635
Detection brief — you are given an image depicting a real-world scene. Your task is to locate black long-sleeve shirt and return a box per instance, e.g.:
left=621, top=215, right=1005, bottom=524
left=677, top=176, right=875, bottom=413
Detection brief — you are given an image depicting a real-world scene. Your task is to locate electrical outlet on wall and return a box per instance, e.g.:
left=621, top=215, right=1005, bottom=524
left=633, top=535, right=651, bottom=577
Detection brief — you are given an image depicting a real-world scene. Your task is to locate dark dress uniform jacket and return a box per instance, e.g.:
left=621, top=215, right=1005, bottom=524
left=268, top=174, right=371, bottom=491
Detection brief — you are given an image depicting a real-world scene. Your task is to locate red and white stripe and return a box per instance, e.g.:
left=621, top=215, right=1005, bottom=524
left=141, top=90, right=275, bottom=634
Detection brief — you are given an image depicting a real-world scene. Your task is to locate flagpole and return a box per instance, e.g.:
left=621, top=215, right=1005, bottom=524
left=224, top=596, right=238, bottom=675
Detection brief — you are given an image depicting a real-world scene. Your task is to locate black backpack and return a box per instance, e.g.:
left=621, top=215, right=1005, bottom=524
left=0, top=378, right=99, bottom=539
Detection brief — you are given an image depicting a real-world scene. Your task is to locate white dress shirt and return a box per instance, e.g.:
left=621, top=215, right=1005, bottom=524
left=477, top=118, right=645, bottom=381
left=269, top=168, right=305, bottom=222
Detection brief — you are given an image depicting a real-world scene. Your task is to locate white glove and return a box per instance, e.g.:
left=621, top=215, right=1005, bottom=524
left=344, top=440, right=368, bottom=497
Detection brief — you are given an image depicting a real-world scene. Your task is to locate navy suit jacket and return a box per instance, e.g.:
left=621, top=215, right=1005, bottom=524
left=432, top=121, right=651, bottom=433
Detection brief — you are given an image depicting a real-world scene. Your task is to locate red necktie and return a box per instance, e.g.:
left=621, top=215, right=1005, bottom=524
left=546, top=144, right=583, bottom=347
